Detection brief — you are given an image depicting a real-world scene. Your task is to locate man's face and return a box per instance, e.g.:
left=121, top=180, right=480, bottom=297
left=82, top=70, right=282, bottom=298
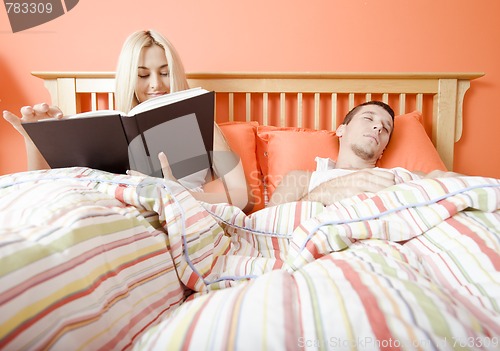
left=337, top=105, right=394, bottom=162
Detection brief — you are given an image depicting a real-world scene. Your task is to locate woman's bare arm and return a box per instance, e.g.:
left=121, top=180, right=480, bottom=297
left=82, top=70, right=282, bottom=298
left=3, top=103, right=63, bottom=170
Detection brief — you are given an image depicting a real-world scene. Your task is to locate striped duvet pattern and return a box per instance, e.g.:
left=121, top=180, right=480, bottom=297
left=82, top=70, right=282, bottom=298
left=0, top=168, right=322, bottom=350
left=136, top=175, right=500, bottom=350
left=0, top=168, right=186, bottom=350
left=1, top=168, right=499, bottom=350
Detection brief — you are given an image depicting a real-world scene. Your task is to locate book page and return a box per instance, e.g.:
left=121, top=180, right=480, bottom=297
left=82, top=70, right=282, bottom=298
left=67, top=110, right=124, bottom=119
left=62, top=87, right=208, bottom=119
left=128, top=87, right=208, bottom=116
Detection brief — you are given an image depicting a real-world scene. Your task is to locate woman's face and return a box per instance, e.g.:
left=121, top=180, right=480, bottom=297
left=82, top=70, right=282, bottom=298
left=135, top=44, right=171, bottom=103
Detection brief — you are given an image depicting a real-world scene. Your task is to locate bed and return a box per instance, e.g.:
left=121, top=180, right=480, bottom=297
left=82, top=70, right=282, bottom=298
left=1, top=72, right=499, bottom=351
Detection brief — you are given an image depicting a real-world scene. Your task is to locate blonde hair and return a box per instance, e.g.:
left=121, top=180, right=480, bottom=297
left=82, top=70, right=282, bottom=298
left=114, top=29, right=190, bottom=113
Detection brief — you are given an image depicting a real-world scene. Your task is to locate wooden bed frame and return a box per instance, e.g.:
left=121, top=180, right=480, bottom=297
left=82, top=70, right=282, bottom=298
left=31, top=71, right=484, bottom=170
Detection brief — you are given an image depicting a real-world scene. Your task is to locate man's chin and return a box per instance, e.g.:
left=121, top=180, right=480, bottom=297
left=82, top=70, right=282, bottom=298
left=351, top=145, right=376, bottom=161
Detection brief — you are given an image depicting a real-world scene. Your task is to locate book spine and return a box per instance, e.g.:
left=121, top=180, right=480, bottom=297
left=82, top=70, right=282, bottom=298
left=121, top=116, right=155, bottom=175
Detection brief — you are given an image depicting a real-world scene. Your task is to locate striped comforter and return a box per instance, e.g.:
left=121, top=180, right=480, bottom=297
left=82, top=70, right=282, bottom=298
left=0, top=167, right=499, bottom=350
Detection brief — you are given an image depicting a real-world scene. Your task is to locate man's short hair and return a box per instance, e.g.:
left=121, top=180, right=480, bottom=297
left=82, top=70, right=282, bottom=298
left=342, top=101, right=395, bottom=125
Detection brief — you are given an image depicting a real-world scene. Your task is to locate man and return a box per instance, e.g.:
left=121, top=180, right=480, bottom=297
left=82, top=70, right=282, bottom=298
left=268, top=101, right=457, bottom=206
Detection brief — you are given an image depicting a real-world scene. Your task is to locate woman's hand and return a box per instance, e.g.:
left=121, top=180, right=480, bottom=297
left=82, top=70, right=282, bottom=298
left=2, top=103, right=63, bottom=171
left=3, top=103, right=63, bottom=137
left=126, top=152, right=177, bottom=181
left=158, top=151, right=177, bottom=181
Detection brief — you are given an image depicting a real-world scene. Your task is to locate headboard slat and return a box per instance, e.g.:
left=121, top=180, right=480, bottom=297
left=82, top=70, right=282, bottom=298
left=107, top=93, right=114, bottom=110
left=297, top=93, right=303, bottom=127
left=348, top=93, right=355, bottom=110
left=382, top=93, right=389, bottom=104
left=314, top=93, right=320, bottom=130
left=228, top=93, right=234, bottom=122
left=245, top=93, right=251, bottom=122
left=90, top=93, right=97, bottom=111
left=331, top=93, right=338, bottom=128
left=416, top=93, right=423, bottom=112
left=280, top=93, right=285, bottom=127
left=399, top=93, right=407, bottom=115
left=263, top=93, right=269, bottom=125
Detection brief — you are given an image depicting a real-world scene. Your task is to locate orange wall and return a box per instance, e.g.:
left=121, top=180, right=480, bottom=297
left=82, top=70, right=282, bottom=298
left=1, top=0, right=499, bottom=178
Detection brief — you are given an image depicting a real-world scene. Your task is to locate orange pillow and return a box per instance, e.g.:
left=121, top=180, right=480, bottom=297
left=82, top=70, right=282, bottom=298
left=256, top=126, right=338, bottom=199
left=218, top=121, right=264, bottom=212
left=377, top=111, right=446, bottom=172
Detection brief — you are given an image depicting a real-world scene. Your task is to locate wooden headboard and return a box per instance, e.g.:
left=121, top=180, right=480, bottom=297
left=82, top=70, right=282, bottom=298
left=31, top=71, right=484, bottom=170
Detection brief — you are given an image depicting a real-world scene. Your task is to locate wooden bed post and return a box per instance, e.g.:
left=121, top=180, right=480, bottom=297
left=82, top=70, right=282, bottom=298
left=433, top=79, right=459, bottom=170
left=433, top=77, right=473, bottom=170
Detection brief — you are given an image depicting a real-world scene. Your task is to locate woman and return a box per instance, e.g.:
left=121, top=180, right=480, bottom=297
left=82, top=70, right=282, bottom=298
left=3, top=30, right=251, bottom=211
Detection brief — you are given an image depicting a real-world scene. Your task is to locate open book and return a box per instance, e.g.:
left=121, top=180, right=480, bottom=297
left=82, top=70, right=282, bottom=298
left=22, top=87, right=215, bottom=179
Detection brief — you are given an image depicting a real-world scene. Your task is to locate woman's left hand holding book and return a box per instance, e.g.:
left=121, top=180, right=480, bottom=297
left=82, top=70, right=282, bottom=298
left=127, top=152, right=177, bottom=181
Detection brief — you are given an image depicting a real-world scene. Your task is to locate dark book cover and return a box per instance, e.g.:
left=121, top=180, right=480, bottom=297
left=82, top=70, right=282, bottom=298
left=22, top=89, right=215, bottom=178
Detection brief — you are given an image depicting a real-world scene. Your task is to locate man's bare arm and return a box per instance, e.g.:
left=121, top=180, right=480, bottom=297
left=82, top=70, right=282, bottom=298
left=269, top=169, right=396, bottom=206
left=300, top=169, right=394, bottom=205
left=267, top=170, right=313, bottom=206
